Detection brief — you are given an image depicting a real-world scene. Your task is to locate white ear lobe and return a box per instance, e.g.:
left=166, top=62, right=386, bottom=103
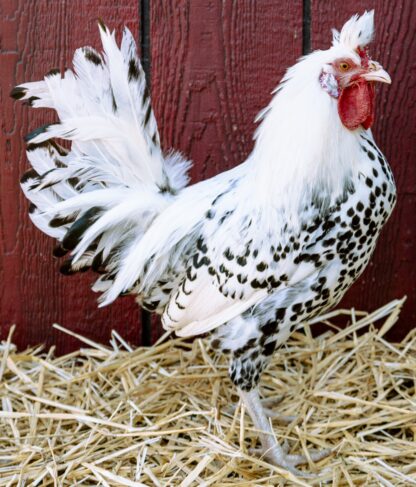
left=319, top=71, right=339, bottom=99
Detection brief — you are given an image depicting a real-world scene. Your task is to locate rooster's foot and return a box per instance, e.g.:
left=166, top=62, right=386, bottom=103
left=250, top=440, right=331, bottom=476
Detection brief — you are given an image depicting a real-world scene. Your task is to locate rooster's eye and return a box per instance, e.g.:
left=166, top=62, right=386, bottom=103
left=339, top=62, right=350, bottom=72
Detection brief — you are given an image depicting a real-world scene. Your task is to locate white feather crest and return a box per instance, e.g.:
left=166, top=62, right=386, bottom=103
left=332, top=10, right=374, bottom=50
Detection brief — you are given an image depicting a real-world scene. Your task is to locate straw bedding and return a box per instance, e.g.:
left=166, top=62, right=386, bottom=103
left=1, top=297, right=415, bottom=486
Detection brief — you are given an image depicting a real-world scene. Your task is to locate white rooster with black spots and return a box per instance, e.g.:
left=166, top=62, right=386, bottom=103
left=13, top=11, right=395, bottom=474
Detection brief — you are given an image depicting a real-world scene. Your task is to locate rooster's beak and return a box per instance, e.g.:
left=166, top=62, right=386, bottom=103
left=361, top=61, right=391, bottom=84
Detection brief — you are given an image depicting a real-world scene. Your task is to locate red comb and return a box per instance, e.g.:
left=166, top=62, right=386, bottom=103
left=357, top=47, right=370, bottom=68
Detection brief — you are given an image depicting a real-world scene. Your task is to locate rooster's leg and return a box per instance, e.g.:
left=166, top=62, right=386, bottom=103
left=227, top=394, right=295, bottom=424
left=239, top=387, right=330, bottom=475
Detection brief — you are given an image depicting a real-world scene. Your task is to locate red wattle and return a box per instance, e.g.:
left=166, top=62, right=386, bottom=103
left=338, top=80, right=375, bottom=130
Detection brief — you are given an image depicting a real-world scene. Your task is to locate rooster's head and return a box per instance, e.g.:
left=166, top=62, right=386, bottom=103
left=319, top=10, right=390, bottom=130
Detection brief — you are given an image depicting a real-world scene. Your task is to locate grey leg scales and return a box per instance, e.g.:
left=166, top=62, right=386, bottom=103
left=238, top=387, right=331, bottom=476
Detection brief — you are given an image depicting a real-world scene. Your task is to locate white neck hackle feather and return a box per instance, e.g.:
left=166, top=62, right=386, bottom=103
left=243, top=10, right=375, bottom=227
left=248, top=50, right=360, bottom=225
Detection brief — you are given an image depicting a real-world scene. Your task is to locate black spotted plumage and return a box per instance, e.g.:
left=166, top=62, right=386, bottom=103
left=206, top=135, right=395, bottom=392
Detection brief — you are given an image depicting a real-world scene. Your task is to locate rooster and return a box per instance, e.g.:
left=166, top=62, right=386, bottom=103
left=12, top=11, right=395, bottom=474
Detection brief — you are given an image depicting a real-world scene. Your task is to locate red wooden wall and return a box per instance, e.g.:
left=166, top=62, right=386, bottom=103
left=1, top=1, right=414, bottom=353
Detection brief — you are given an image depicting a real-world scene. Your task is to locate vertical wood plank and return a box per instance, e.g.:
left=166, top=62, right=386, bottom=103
left=311, top=1, right=416, bottom=338
left=150, top=1, right=303, bottom=181
left=0, top=0, right=141, bottom=353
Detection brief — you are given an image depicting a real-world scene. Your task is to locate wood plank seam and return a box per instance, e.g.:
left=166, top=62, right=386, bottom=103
left=302, top=0, right=312, bottom=54
left=140, top=0, right=153, bottom=346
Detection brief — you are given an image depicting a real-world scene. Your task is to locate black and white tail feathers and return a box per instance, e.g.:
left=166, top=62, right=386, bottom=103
left=13, top=23, right=191, bottom=298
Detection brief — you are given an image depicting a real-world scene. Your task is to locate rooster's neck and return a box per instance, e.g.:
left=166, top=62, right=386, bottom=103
left=248, top=53, right=364, bottom=222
